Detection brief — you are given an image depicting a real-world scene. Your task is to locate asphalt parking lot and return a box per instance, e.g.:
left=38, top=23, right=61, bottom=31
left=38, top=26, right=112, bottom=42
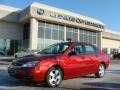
left=0, top=59, right=120, bottom=90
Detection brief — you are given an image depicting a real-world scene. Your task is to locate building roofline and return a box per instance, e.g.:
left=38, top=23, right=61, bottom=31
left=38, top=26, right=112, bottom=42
left=0, top=4, right=21, bottom=12
left=106, top=29, right=120, bottom=35
left=103, top=29, right=120, bottom=41
left=31, top=2, right=105, bottom=25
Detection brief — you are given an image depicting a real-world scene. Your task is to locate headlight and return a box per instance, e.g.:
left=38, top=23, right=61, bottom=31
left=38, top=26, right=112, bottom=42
left=22, top=61, right=38, bottom=67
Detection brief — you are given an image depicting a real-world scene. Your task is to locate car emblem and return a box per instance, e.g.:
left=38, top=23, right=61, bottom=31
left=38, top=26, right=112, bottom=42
left=37, top=9, right=45, bottom=15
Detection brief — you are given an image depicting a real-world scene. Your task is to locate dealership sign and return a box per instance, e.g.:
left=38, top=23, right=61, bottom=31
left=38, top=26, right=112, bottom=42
left=37, top=9, right=104, bottom=29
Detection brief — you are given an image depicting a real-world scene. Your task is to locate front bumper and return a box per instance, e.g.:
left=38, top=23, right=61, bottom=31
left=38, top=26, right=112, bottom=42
left=8, top=65, right=45, bottom=82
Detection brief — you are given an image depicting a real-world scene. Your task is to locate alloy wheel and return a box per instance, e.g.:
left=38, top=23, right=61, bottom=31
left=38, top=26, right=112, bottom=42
left=95, top=64, right=105, bottom=78
left=98, top=64, right=105, bottom=77
left=49, top=69, right=61, bottom=86
left=45, top=67, right=62, bottom=87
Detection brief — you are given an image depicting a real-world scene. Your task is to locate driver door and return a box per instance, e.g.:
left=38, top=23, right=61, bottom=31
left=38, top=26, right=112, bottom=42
left=64, top=44, right=87, bottom=78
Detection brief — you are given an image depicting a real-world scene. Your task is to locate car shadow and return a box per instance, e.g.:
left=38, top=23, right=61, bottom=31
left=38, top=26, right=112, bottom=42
left=59, top=82, right=120, bottom=90
left=83, top=82, right=120, bottom=90
left=81, top=75, right=96, bottom=78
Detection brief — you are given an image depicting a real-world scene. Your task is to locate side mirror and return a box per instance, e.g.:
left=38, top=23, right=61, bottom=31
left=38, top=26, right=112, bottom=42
left=68, top=51, right=78, bottom=56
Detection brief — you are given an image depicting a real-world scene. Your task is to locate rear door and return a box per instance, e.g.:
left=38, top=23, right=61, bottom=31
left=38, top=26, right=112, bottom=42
left=83, top=44, right=99, bottom=74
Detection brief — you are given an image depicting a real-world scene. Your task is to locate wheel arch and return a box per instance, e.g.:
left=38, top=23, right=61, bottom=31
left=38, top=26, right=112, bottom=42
left=100, top=61, right=106, bottom=69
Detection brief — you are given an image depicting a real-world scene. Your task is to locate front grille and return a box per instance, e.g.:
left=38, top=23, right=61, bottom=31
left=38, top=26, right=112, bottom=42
left=12, top=62, right=23, bottom=66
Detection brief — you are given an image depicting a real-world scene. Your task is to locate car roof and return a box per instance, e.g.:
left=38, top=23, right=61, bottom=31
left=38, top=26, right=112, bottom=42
left=61, top=41, right=94, bottom=45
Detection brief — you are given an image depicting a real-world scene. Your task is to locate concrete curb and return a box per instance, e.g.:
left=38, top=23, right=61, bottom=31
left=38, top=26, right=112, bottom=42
left=0, top=59, right=13, bottom=62
left=0, top=57, right=14, bottom=62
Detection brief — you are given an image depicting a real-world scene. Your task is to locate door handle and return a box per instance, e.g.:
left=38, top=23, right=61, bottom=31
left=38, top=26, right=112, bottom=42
left=96, top=54, right=99, bottom=57
left=81, top=56, right=85, bottom=59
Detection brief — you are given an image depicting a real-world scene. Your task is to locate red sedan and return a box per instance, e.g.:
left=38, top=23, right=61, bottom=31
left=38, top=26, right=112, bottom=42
left=8, top=42, right=109, bottom=87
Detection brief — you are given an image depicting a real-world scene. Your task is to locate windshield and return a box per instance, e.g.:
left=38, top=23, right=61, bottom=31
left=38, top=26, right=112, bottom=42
left=39, top=42, right=71, bottom=54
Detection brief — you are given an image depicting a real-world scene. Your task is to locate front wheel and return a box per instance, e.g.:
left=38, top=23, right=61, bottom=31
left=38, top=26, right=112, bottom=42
left=95, top=64, right=105, bottom=78
left=45, top=67, right=63, bottom=87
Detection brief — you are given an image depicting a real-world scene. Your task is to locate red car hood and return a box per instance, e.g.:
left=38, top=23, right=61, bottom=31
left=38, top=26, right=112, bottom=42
left=14, top=54, right=58, bottom=64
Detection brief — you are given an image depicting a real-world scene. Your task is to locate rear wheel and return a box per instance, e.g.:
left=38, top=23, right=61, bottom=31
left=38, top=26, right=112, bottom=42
left=45, top=67, right=63, bottom=87
left=95, top=64, right=105, bottom=78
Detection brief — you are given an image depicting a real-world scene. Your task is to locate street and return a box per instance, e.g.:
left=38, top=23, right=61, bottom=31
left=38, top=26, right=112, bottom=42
left=0, top=60, right=120, bottom=90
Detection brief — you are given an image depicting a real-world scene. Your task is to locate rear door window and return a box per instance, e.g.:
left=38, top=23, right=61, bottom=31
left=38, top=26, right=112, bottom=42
left=84, top=44, right=96, bottom=54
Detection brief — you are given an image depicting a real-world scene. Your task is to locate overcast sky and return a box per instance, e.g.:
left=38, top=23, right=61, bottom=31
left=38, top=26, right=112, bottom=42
left=0, top=0, right=120, bottom=32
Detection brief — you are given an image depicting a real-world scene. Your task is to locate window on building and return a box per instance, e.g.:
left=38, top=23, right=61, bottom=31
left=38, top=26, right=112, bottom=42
left=102, top=48, right=108, bottom=53
left=23, top=23, right=30, bottom=49
left=38, top=27, right=44, bottom=38
left=37, top=21, right=97, bottom=50
left=52, top=29, right=59, bottom=40
left=79, top=30, right=97, bottom=45
left=45, top=28, right=51, bottom=39
left=0, top=38, right=21, bottom=56
left=66, top=27, right=78, bottom=41
left=110, top=48, right=119, bottom=54
left=38, top=21, right=64, bottom=50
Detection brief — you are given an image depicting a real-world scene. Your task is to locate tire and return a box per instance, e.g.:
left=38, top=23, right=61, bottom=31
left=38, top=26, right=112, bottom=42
left=45, top=67, right=63, bottom=87
left=95, top=64, right=105, bottom=78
